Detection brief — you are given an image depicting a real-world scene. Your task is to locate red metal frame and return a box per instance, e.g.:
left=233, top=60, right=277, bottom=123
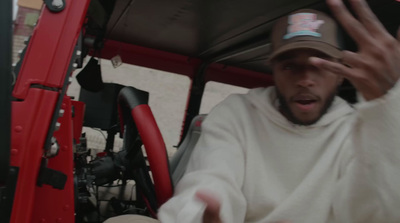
left=31, top=96, right=76, bottom=223
left=100, top=40, right=202, bottom=80
left=13, top=0, right=90, bottom=100
left=10, top=88, right=59, bottom=223
left=206, top=63, right=274, bottom=89
left=100, top=39, right=274, bottom=89
left=9, top=0, right=90, bottom=222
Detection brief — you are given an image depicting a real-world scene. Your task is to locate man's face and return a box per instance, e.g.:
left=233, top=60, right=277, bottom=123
left=272, top=49, right=343, bottom=126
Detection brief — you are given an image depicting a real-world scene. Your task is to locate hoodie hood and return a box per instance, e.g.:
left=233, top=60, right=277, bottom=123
left=246, top=87, right=354, bottom=130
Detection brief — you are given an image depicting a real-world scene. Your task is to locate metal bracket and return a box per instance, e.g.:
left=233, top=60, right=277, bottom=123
left=37, top=158, right=67, bottom=190
left=44, top=0, right=66, bottom=13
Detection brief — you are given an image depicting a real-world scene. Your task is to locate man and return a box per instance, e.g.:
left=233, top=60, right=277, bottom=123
left=106, top=0, right=400, bottom=222
left=158, top=0, right=400, bottom=222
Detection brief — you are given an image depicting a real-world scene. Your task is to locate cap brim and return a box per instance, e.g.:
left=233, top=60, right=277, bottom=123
left=269, top=41, right=342, bottom=62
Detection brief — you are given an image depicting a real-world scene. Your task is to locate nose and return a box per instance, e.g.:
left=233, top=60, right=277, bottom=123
left=296, top=69, right=316, bottom=88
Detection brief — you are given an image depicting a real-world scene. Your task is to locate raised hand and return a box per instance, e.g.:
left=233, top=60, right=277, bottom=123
left=310, top=0, right=400, bottom=101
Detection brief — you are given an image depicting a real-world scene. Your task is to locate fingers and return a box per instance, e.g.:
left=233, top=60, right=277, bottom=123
left=325, top=0, right=400, bottom=100
left=196, top=190, right=222, bottom=223
left=310, top=56, right=388, bottom=100
left=327, top=0, right=394, bottom=45
left=196, top=190, right=221, bottom=214
left=348, top=0, right=390, bottom=39
left=341, top=51, right=363, bottom=68
left=309, top=56, right=353, bottom=79
left=343, top=50, right=397, bottom=88
left=326, top=0, right=373, bottom=44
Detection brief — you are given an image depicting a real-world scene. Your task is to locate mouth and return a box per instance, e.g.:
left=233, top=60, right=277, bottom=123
left=292, top=95, right=319, bottom=112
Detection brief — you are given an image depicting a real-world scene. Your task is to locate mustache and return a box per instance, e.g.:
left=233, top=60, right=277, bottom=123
left=290, top=90, right=320, bottom=102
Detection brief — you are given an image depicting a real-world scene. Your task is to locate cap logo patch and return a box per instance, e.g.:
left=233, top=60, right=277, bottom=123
left=283, top=13, right=325, bottom=39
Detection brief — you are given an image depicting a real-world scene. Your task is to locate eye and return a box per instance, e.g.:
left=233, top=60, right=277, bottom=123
left=283, top=65, right=293, bottom=70
left=282, top=63, right=295, bottom=71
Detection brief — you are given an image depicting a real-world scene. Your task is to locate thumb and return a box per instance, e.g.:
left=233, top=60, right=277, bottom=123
left=195, top=190, right=222, bottom=223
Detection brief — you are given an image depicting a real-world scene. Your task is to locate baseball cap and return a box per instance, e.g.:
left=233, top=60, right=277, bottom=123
left=269, top=9, right=343, bottom=62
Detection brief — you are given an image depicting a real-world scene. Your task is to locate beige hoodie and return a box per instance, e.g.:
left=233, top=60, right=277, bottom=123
left=158, top=84, right=400, bottom=223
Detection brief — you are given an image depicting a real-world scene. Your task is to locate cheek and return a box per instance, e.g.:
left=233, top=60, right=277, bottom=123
left=326, top=74, right=342, bottom=88
left=273, top=73, right=293, bottom=90
left=319, top=75, right=341, bottom=97
left=275, top=82, right=294, bottom=101
left=274, top=76, right=286, bottom=92
left=322, top=69, right=342, bottom=82
left=274, top=76, right=298, bottom=100
left=316, top=70, right=341, bottom=86
left=274, top=74, right=296, bottom=90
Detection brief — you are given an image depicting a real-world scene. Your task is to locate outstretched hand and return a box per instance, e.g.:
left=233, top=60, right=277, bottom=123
left=196, top=190, right=223, bottom=223
left=195, top=190, right=292, bottom=223
left=310, top=0, right=400, bottom=101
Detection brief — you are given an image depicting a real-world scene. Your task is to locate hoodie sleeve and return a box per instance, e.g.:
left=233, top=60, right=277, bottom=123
left=333, top=81, right=400, bottom=223
left=158, top=96, right=247, bottom=223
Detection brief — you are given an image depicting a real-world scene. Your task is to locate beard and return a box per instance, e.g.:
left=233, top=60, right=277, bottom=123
left=276, top=88, right=337, bottom=126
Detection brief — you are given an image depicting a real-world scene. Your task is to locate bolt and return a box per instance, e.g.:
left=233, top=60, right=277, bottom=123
left=68, top=77, right=73, bottom=84
left=18, top=49, right=23, bottom=57
left=63, top=204, right=70, bottom=211
left=59, top=109, right=65, bottom=117
left=46, top=137, right=60, bottom=157
left=72, top=63, right=78, bottom=68
left=76, top=50, right=81, bottom=56
left=14, top=126, right=23, bottom=132
left=52, top=0, right=63, bottom=8
left=55, top=122, right=61, bottom=131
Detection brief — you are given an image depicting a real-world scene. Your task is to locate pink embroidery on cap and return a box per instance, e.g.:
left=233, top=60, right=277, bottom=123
left=284, top=13, right=325, bottom=39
